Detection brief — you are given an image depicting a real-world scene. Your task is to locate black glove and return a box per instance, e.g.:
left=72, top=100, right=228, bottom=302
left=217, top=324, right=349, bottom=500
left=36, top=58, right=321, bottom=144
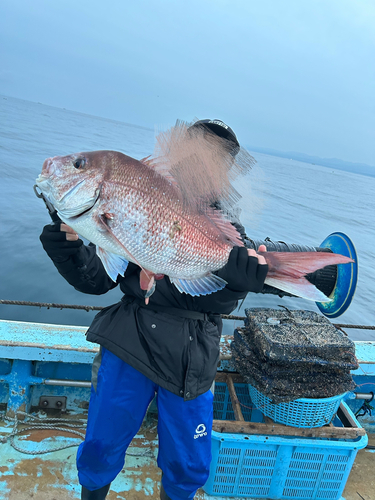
left=217, top=246, right=268, bottom=293
left=40, top=223, right=83, bottom=263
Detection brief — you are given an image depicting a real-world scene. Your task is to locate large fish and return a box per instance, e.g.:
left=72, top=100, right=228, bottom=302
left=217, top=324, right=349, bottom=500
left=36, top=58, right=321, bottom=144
left=35, top=124, right=353, bottom=302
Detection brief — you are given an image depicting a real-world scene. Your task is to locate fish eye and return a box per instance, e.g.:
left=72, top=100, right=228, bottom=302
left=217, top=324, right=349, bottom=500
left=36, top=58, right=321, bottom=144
left=73, top=158, right=86, bottom=169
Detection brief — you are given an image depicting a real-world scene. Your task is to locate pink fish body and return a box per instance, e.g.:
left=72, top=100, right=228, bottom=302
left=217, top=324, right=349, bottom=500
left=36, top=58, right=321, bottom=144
left=37, top=151, right=244, bottom=295
left=36, top=147, right=353, bottom=301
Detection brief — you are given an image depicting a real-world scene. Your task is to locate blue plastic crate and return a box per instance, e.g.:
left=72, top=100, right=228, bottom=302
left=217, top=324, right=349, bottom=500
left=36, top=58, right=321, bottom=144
left=213, top=382, right=263, bottom=422
left=248, top=384, right=346, bottom=428
left=204, top=383, right=368, bottom=499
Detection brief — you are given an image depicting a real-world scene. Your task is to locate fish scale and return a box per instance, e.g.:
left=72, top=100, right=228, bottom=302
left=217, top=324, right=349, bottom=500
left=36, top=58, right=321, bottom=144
left=91, top=156, right=231, bottom=278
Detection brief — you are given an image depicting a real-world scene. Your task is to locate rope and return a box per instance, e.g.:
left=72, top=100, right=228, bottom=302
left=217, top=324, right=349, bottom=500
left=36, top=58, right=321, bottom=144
left=0, top=299, right=100, bottom=312
left=1, top=299, right=374, bottom=330
left=221, top=314, right=248, bottom=321
left=1, top=411, right=86, bottom=454
left=1, top=411, right=156, bottom=457
left=331, top=324, right=375, bottom=330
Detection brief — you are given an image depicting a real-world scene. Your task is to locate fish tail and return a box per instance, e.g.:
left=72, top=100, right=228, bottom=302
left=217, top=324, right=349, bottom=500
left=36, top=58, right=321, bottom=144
left=262, top=251, right=354, bottom=302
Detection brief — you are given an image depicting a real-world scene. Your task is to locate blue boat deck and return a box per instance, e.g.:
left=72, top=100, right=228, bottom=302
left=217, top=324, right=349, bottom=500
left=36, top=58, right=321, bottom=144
left=0, top=319, right=374, bottom=500
left=0, top=412, right=374, bottom=500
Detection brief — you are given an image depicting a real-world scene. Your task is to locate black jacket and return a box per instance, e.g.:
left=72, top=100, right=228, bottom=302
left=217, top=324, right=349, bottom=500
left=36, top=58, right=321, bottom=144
left=51, top=230, right=247, bottom=400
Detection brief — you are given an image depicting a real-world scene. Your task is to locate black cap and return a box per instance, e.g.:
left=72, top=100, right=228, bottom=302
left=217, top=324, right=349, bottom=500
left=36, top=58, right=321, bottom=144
left=189, top=119, right=240, bottom=157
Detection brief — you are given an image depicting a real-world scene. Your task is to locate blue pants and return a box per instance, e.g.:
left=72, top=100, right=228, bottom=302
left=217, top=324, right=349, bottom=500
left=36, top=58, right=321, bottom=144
left=77, top=348, right=213, bottom=500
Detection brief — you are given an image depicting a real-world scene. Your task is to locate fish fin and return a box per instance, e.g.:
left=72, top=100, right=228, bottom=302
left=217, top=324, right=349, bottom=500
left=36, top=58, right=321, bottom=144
left=140, top=155, right=180, bottom=188
left=140, top=269, right=154, bottom=290
left=265, top=276, right=332, bottom=302
left=170, top=273, right=227, bottom=296
left=205, top=208, right=244, bottom=246
left=97, top=213, right=145, bottom=270
left=139, top=155, right=154, bottom=166
left=263, top=251, right=354, bottom=277
left=263, top=251, right=354, bottom=302
left=139, top=269, right=158, bottom=299
left=145, top=279, right=156, bottom=298
left=151, top=120, right=254, bottom=211
left=96, top=247, right=129, bottom=282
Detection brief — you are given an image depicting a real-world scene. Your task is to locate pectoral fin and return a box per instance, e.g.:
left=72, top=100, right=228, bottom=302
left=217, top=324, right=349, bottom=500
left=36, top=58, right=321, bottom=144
left=170, top=273, right=227, bottom=296
left=96, top=247, right=129, bottom=282
left=97, top=213, right=144, bottom=270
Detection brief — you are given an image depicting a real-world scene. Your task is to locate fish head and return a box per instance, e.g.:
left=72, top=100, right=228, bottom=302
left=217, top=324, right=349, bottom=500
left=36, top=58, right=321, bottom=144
left=35, top=151, right=113, bottom=219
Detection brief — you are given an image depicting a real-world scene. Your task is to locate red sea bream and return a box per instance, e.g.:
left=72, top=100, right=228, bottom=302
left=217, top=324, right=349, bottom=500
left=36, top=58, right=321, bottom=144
left=35, top=124, right=353, bottom=301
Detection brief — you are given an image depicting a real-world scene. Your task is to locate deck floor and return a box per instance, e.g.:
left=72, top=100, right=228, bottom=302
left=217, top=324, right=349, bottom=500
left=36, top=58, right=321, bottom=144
left=0, top=413, right=373, bottom=500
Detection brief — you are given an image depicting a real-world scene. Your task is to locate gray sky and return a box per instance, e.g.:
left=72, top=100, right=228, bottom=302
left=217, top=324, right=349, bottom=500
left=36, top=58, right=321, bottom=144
left=1, top=0, right=374, bottom=165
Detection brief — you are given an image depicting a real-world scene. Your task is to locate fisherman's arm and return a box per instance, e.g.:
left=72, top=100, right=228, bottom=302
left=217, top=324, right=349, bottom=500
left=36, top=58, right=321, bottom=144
left=39, top=223, right=117, bottom=294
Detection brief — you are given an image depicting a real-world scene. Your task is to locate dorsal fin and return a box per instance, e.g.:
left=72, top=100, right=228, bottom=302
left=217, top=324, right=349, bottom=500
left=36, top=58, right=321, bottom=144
left=140, top=155, right=179, bottom=188
left=148, top=120, right=255, bottom=212
left=205, top=207, right=244, bottom=247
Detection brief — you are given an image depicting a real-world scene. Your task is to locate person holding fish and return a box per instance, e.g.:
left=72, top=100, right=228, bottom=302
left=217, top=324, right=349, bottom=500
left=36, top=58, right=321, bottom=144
left=37, top=119, right=351, bottom=500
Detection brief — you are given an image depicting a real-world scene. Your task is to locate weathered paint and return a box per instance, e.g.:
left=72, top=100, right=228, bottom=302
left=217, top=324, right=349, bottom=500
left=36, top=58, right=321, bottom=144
left=1, top=320, right=375, bottom=423
left=0, top=345, right=95, bottom=364
left=0, top=320, right=97, bottom=414
left=0, top=416, right=243, bottom=500
left=0, top=320, right=97, bottom=363
left=342, top=434, right=375, bottom=500
left=0, top=416, right=160, bottom=499
left=352, top=341, right=375, bottom=376
left=2, top=360, right=42, bottom=416
left=0, top=319, right=374, bottom=499
left=1, top=409, right=374, bottom=499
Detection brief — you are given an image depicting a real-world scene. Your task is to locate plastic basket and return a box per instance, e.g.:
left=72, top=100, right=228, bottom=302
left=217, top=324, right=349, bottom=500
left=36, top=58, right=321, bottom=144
left=249, top=384, right=346, bottom=428
left=204, top=382, right=367, bottom=499
left=213, top=381, right=264, bottom=423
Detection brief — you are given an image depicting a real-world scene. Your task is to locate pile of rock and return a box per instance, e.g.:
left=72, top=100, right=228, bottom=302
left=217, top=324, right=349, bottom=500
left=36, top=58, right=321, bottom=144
left=231, top=308, right=358, bottom=403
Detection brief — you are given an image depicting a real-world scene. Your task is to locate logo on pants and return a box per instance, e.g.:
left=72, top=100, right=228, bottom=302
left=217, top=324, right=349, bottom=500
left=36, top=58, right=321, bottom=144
left=194, top=424, right=207, bottom=439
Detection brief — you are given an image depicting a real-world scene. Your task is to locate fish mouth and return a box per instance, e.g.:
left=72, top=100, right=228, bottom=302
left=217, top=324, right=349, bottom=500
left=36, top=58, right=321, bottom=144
left=35, top=174, right=102, bottom=220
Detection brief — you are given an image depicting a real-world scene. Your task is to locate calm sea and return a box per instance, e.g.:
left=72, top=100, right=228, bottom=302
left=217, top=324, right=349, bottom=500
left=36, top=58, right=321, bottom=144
left=0, top=95, right=374, bottom=341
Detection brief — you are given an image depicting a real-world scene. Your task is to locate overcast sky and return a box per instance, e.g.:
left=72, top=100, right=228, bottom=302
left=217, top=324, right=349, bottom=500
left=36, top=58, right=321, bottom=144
left=1, top=0, right=374, bottom=165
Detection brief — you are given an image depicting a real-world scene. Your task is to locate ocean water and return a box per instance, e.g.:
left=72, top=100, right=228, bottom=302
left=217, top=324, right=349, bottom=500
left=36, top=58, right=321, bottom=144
left=0, top=95, right=374, bottom=341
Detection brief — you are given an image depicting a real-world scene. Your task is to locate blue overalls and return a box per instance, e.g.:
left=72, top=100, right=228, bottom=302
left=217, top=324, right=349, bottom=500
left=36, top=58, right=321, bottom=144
left=77, top=348, right=214, bottom=499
